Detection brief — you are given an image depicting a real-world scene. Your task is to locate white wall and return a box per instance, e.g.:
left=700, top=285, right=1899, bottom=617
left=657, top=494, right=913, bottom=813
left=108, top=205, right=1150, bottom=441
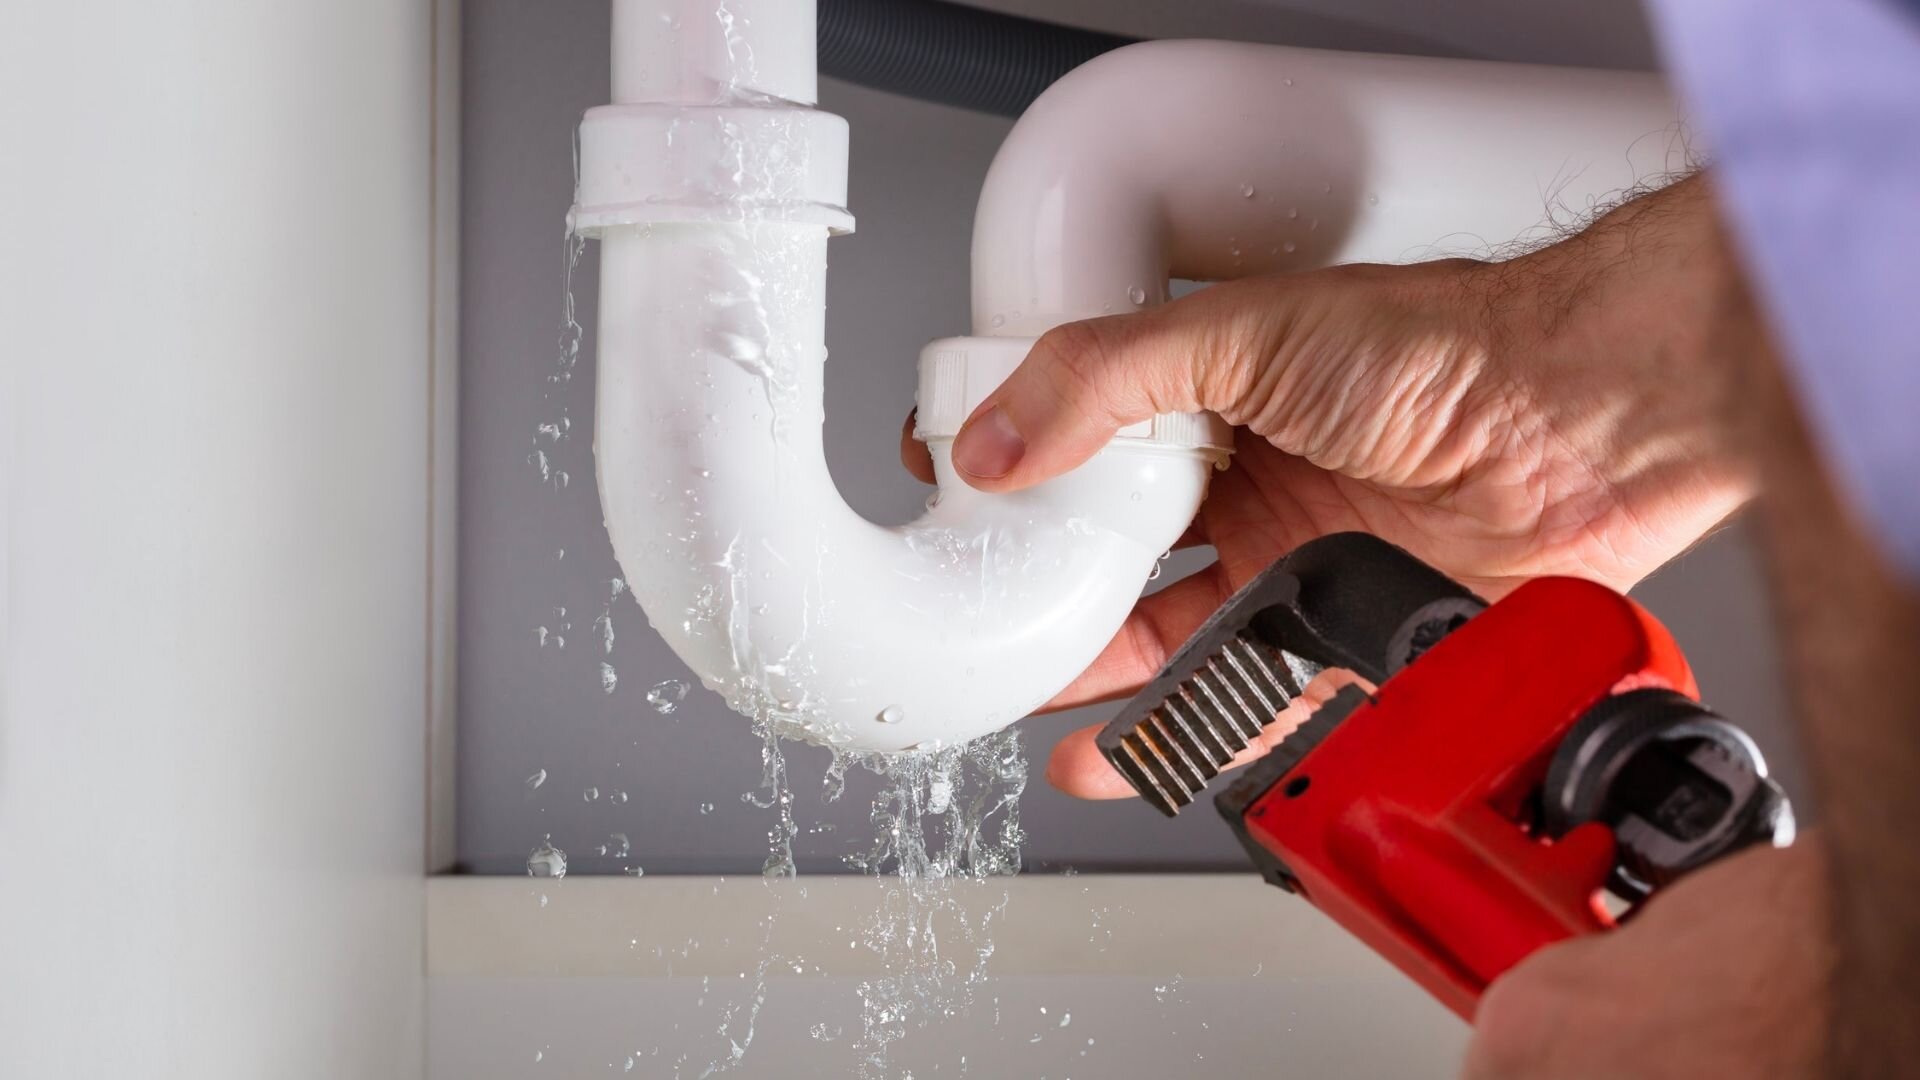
left=0, top=2, right=439, bottom=1076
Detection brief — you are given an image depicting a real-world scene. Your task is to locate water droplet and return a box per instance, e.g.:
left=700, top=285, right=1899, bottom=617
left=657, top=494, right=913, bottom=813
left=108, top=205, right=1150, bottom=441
left=599, top=662, right=618, bottom=694
left=535, top=626, right=549, bottom=648
left=699, top=802, right=716, bottom=815
left=877, top=705, right=905, bottom=724
left=1287, top=206, right=1299, bottom=220
left=583, top=786, right=600, bottom=802
left=1130, top=491, right=1143, bottom=502
left=1368, top=192, right=1380, bottom=206
left=554, top=547, right=565, bottom=562
left=1240, top=182, right=1255, bottom=198
left=647, top=679, right=689, bottom=714
left=1284, top=77, right=1295, bottom=87
left=1283, top=241, right=1297, bottom=254
left=527, top=837, right=567, bottom=879
left=1127, top=285, right=1147, bottom=306
left=990, top=313, right=1006, bottom=329
left=525, top=768, right=547, bottom=792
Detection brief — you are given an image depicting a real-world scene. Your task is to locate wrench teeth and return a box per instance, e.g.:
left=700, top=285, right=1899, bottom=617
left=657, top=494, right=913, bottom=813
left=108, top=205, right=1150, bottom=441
left=1098, top=632, right=1300, bottom=816
left=1096, top=533, right=1487, bottom=817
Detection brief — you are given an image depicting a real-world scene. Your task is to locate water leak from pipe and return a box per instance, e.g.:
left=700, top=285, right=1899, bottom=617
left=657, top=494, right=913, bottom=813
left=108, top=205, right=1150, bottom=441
left=528, top=102, right=1039, bottom=1074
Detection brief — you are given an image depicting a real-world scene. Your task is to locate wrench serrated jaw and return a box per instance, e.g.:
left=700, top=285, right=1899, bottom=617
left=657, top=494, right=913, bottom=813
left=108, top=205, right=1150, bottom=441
left=1100, top=634, right=1304, bottom=816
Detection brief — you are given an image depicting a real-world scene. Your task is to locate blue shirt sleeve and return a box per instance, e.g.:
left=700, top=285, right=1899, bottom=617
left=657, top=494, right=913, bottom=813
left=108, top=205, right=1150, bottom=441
left=1646, top=0, right=1920, bottom=581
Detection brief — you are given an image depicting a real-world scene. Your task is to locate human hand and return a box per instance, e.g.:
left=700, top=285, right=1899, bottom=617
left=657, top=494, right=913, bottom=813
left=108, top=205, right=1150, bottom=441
left=902, top=175, right=1754, bottom=797
left=1463, top=836, right=1832, bottom=1079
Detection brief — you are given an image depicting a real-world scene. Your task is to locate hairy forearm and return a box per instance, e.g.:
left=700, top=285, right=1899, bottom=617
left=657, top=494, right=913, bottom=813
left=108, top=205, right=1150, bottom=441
left=1519, top=174, right=1754, bottom=485
left=1729, top=248, right=1920, bottom=1076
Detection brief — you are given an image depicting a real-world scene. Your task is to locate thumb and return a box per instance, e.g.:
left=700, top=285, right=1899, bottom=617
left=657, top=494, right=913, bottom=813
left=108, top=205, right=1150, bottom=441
left=949, top=283, right=1278, bottom=491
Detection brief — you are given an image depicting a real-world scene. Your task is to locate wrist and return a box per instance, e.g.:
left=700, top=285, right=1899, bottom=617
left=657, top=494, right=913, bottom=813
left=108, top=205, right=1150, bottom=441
left=1472, top=174, right=1757, bottom=511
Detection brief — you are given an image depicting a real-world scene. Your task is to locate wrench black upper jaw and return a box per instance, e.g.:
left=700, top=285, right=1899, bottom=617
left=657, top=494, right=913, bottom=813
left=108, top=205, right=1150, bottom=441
left=1095, top=555, right=1310, bottom=816
left=1094, top=533, right=1483, bottom=817
left=1096, top=633, right=1310, bottom=817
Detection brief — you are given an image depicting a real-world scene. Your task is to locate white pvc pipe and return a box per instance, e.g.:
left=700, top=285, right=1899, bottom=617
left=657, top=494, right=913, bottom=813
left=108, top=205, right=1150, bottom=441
left=596, top=222, right=1211, bottom=752
left=973, top=41, right=1681, bottom=335
left=611, top=0, right=816, bottom=105
left=581, top=11, right=1680, bottom=754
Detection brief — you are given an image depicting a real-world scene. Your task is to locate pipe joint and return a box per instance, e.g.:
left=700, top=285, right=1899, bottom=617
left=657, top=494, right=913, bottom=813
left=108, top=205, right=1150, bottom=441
left=914, top=335, right=1231, bottom=457
left=572, top=103, right=854, bottom=236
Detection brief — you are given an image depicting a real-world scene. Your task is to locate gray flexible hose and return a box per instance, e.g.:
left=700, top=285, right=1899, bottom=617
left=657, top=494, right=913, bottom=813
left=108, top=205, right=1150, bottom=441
left=818, top=0, right=1140, bottom=117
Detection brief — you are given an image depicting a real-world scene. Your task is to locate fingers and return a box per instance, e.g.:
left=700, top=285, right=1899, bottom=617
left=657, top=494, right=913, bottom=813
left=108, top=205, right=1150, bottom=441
left=951, top=285, right=1273, bottom=491
left=1044, top=668, right=1374, bottom=800
left=899, top=409, right=936, bottom=484
left=904, top=401, right=1214, bottom=556
left=1044, top=724, right=1148, bottom=799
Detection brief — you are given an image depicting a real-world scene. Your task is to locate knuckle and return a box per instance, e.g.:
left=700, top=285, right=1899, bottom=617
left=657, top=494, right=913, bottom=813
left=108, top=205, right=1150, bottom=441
left=1030, top=321, right=1121, bottom=414
left=1033, top=321, right=1109, bottom=384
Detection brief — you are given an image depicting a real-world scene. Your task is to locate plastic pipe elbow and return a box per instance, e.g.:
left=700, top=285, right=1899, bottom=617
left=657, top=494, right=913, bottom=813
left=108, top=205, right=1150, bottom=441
left=592, top=223, right=1222, bottom=753
left=970, top=39, right=1679, bottom=336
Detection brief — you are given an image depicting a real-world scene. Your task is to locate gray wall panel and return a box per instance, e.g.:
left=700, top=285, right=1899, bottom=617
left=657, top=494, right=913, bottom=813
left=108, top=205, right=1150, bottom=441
left=456, top=0, right=1799, bottom=877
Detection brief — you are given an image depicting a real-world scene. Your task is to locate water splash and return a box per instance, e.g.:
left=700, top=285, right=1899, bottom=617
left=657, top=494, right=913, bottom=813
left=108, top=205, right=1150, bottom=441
left=742, top=717, right=800, bottom=878
left=648, top=678, right=691, bottom=714
left=526, top=836, right=567, bottom=879
left=837, top=729, right=1028, bottom=1079
left=688, top=725, right=1029, bottom=1079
